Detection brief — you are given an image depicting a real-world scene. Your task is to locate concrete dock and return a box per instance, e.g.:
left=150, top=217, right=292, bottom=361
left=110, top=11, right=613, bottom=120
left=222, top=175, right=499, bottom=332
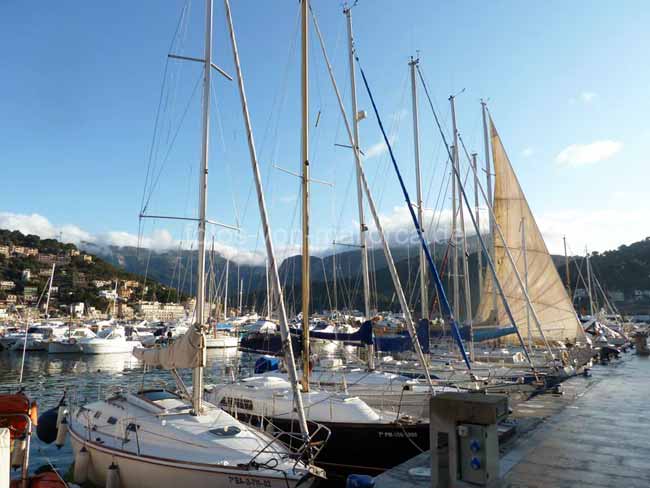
left=503, top=354, right=650, bottom=487
left=375, top=354, right=650, bottom=487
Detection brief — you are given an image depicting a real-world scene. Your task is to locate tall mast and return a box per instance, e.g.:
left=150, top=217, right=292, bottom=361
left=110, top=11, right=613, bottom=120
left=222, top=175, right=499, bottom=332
left=563, top=235, right=571, bottom=295
left=238, top=278, right=243, bottom=315
left=223, top=258, right=229, bottom=319
left=209, top=237, right=216, bottom=320
left=192, top=0, right=212, bottom=415
left=481, top=99, right=497, bottom=319
left=344, top=6, right=371, bottom=321
left=44, top=263, right=55, bottom=319
left=344, top=5, right=373, bottom=369
left=585, top=248, right=595, bottom=317
left=224, top=0, right=310, bottom=438
left=450, top=97, right=460, bottom=318
left=237, top=263, right=244, bottom=315
left=472, top=152, right=483, bottom=303
left=265, top=258, right=271, bottom=318
left=112, top=280, right=118, bottom=318
left=332, top=251, right=337, bottom=311
left=458, top=155, right=473, bottom=358
left=521, top=218, right=531, bottom=349
left=410, top=55, right=428, bottom=320
left=300, top=0, right=311, bottom=392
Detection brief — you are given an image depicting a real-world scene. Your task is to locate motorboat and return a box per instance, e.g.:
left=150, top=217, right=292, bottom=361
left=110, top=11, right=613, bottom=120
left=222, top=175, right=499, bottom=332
left=10, top=325, right=67, bottom=352
left=48, top=327, right=96, bottom=354
left=79, top=326, right=141, bottom=354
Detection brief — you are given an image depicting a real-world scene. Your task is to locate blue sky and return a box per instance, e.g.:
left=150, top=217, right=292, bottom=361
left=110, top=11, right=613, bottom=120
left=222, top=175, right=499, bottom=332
left=1, top=0, right=648, bottom=263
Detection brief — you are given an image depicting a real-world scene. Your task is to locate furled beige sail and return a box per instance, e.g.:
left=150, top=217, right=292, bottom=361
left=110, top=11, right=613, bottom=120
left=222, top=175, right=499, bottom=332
left=133, top=327, right=205, bottom=369
left=474, top=117, right=582, bottom=344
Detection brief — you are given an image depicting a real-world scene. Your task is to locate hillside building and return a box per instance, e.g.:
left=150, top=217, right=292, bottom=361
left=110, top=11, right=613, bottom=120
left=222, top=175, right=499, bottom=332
left=38, top=254, right=57, bottom=264
left=135, top=301, right=186, bottom=321
left=93, top=280, right=112, bottom=288
left=70, top=302, right=85, bottom=317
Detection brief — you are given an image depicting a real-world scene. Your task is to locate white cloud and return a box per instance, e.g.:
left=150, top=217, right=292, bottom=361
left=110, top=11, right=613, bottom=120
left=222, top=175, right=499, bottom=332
left=569, top=91, right=597, bottom=105
left=361, top=109, right=404, bottom=161
left=0, top=211, right=266, bottom=265
left=278, top=195, right=297, bottom=204
left=521, top=147, right=534, bottom=158
left=539, top=205, right=650, bottom=255
left=580, top=91, right=597, bottom=103
left=0, top=212, right=92, bottom=243
left=363, top=136, right=397, bottom=160
left=555, top=140, right=622, bottom=167
left=357, top=204, right=489, bottom=250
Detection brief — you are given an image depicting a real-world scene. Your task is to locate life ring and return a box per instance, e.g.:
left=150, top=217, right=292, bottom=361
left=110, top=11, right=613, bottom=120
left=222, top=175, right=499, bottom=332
left=69, top=338, right=77, bottom=345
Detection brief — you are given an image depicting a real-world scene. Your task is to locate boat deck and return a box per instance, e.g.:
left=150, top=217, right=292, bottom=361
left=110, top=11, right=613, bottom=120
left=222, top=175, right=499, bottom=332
left=374, top=354, right=650, bottom=488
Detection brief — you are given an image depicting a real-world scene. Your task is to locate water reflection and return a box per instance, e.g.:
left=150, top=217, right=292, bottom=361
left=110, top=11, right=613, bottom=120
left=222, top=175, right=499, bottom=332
left=0, top=348, right=253, bottom=476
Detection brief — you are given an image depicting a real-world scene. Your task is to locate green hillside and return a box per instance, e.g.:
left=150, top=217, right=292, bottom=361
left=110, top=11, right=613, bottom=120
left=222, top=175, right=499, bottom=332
left=0, top=229, right=185, bottom=316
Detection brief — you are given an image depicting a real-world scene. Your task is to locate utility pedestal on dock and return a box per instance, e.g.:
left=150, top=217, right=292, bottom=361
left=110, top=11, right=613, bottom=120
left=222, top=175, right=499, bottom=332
left=430, top=392, right=508, bottom=488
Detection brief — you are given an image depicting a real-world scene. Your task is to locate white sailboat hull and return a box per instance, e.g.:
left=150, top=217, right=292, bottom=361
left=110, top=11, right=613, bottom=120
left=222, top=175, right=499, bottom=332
left=69, top=429, right=314, bottom=488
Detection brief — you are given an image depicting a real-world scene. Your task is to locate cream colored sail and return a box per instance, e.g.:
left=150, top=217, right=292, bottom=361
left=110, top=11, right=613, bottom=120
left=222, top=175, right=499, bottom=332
left=475, top=116, right=582, bottom=344
left=133, top=327, right=205, bottom=369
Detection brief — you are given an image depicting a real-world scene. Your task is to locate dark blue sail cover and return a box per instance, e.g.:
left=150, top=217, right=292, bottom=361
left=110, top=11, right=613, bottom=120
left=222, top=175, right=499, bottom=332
left=290, top=320, right=374, bottom=345
left=374, top=319, right=430, bottom=354
left=430, top=325, right=517, bottom=342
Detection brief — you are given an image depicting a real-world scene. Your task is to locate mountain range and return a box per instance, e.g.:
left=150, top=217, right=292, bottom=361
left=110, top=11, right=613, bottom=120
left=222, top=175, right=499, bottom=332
left=87, top=236, right=650, bottom=315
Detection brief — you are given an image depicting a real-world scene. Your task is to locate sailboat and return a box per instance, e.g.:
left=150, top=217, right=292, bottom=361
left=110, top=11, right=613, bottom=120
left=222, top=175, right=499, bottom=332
left=64, top=2, right=322, bottom=487
left=473, top=114, right=592, bottom=367
left=205, top=257, right=239, bottom=349
left=206, top=0, right=430, bottom=479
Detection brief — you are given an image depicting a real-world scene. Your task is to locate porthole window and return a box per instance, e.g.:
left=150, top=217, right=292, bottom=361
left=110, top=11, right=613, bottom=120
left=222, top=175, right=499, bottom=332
left=209, top=426, right=241, bottom=437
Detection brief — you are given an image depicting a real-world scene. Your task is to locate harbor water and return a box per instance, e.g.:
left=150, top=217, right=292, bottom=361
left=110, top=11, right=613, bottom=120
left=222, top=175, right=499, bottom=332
left=0, top=348, right=253, bottom=477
